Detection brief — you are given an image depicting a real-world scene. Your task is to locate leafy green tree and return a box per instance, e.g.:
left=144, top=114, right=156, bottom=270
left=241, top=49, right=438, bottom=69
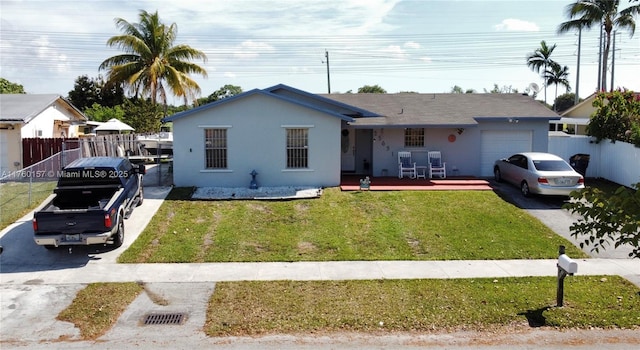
left=99, top=10, right=208, bottom=107
left=587, top=90, right=640, bottom=146
left=358, top=85, right=386, bottom=93
left=558, top=0, right=640, bottom=91
left=526, top=40, right=557, bottom=104
left=484, top=84, right=518, bottom=94
left=543, top=63, right=571, bottom=111
left=449, top=85, right=475, bottom=94
left=121, top=98, right=163, bottom=133
left=564, top=183, right=640, bottom=258
left=68, top=75, right=125, bottom=111
left=554, top=92, right=579, bottom=113
left=0, top=78, right=26, bottom=94
left=450, top=85, right=464, bottom=94
left=83, top=103, right=125, bottom=122
left=98, top=76, right=125, bottom=108
left=68, top=75, right=100, bottom=110
left=196, top=84, right=243, bottom=105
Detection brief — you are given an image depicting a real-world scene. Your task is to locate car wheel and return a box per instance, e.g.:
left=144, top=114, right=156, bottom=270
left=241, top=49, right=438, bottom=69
left=494, top=167, right=502, bottom=182
left=520, top=181, right=531, bottom=197
left=113, top=217, right=124, bottom=248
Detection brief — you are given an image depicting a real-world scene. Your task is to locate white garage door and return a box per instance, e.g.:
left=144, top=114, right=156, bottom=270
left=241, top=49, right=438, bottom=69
left=480, top=130, right=532, bottom=177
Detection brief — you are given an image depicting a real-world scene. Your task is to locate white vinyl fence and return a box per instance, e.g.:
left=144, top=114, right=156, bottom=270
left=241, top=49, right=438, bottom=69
left=549, top=135, right=640, bottom=188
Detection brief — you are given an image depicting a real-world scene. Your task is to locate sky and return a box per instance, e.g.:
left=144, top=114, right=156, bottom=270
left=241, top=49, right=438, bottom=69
left=1, top=0, right=639, bottom=104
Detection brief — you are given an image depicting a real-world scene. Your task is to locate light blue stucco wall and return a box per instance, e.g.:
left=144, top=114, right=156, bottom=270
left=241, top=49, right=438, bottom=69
left=368, top=119, right=550, bottom=178
left=172, top=93, right=342, bottom=188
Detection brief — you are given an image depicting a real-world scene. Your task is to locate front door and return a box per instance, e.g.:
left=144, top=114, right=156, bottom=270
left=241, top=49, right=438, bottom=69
left=341, top=128, right=355, bottom=172
left=355, top=129, right=373, bottom=175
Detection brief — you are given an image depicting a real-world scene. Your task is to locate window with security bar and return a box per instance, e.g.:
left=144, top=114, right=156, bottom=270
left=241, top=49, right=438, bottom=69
left=205, top=128, right=227, bottom=169
left=286, top=128, right=308, bottom=168
left=404, top=128, right=424, bottom=147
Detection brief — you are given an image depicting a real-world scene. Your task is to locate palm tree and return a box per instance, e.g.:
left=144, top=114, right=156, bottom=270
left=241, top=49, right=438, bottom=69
left=557, top=0, right=640, bottom=92
left=543, top=63, right=571, bottom=111
left=99, top=10, right=208, bottom=106
left=526, top=40, right=557, bottom=104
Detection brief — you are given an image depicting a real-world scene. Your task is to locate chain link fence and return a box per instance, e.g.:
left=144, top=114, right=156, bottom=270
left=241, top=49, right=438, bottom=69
left=0, top=147, right=81, bottom=228
left=0, top=135, right=173, bottom=228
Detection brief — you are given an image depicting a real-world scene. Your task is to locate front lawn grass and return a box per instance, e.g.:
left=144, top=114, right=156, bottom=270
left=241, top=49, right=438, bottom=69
left=57, top=282, right=143, bottom=340
left=119, top=187, right=585, bottom=263
left=205, top=276, right=640, bottom=336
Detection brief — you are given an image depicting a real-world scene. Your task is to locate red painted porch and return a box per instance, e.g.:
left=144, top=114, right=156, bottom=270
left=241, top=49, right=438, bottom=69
left=340, top=175, right=492, bottom=191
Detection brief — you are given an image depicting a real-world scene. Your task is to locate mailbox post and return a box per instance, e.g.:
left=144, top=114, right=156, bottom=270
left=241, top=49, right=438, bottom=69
left=556, top=245, right=578, bottom=307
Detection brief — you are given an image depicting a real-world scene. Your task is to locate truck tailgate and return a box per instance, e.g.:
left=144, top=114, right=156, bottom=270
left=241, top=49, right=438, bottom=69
left=34, top=209, right=108, bottom=235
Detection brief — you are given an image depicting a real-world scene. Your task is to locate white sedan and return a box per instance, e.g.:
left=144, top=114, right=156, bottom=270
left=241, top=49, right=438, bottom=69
left=494, top=152, right=585, bottom=197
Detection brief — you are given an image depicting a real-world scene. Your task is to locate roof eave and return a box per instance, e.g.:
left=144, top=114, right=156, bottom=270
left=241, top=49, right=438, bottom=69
left=163, top=87, right=356, bottom=123
left=266, top=84, right=380, bottom=117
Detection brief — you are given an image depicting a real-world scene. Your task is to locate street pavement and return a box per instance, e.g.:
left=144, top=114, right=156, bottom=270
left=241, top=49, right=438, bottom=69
left=1, top=169, right=639, bottom=349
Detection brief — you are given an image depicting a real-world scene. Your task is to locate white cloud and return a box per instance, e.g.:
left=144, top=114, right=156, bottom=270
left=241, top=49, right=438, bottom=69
left=156, top=0, right=400, bottom=37
left=233, top=40, right=275, bottom=59
left=494, top=19, right=540, bottom=32
left=290, top=66, right=314, bottom=74
left=404, top=41, right=421, bottom=49
left=34, top=36, right=70, bottom=73
left=382, top=45, right=407, bottom=60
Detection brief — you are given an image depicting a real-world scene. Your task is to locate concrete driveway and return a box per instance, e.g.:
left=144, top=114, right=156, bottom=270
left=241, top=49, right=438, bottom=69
left=0, top=163, right=173, bottom=268
left=488, top=178, right=635, bottom=259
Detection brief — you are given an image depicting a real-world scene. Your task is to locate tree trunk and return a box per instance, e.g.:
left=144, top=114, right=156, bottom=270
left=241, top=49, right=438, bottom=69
left=544, top=63, right=548, bottom=104
left=602, top=29, right=611, bottom=91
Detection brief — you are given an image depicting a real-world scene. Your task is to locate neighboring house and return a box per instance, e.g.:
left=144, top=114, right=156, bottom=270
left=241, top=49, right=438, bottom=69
left=165, top=84, right=560, bottom=188
left=0, top=94, right=87, bottom=173
left=79, top=120, right=103, bottom=137
left=552, top=93, right=596, bottom=135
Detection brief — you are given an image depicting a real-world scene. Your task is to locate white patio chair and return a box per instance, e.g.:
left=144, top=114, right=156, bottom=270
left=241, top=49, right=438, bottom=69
left=428, top=151, right=446, bottom=179
left=398, top=151, right=416, bottom=179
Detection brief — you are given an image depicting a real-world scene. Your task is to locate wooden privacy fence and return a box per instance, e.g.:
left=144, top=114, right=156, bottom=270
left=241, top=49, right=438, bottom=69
left=78, top=134, right=148, bottom=158
left=22, top=138, right=79, bottom=167
left=22, top=135, right=152, bottom=167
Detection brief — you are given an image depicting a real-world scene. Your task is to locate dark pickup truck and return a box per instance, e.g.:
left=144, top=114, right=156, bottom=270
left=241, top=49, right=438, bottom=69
left=32, top=157, right=145, bottom=250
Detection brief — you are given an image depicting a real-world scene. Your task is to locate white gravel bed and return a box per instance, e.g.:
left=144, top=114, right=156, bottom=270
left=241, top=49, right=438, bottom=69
left=191, top=186, right=323, bottom=200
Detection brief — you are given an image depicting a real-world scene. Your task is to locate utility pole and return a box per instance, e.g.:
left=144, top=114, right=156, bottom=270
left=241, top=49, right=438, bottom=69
left=610, top=31, right=616, bottom=92
left=324, top=50, right=331, bottom=94
left=575, top=27, right=581, bottom=104
left=597, top=23, right=603, bottom=91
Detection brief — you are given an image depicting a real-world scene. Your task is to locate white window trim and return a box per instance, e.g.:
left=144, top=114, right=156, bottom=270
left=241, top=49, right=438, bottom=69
left=203, top=127, right=229, bottom=170
left=200, top=169, right=233, bottom=173
left=281, top=168, right=314, bottom=172
left=281, top=125, right=314, bottom=128
left=198, top=125, right=232, bottom=128
left=284, top=126, right=311, bottom=170
left=404, top=128, right=425, bottom=148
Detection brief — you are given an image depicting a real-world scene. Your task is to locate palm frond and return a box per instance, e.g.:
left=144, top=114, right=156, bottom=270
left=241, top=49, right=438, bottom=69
left=101, top=9, right=208, bottom=105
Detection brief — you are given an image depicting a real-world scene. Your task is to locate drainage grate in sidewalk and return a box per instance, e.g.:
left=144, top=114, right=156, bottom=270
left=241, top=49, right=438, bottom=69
left=142, top=312, right=187, bottom=325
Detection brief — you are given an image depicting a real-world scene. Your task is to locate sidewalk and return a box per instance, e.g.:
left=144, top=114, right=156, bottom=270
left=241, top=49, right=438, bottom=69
left=1, top=259, right=639, bottom=285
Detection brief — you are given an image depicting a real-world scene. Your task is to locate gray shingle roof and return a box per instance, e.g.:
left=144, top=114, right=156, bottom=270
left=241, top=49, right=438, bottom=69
left=0, top=94, right=85, bottom=123
left=321, top=93, right=560, bottom=127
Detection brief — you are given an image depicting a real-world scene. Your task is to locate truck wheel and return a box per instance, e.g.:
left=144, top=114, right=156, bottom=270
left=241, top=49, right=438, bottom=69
left=113, top=218, right=124, bottom=248
left=137, top=187, right=144, bottom=206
